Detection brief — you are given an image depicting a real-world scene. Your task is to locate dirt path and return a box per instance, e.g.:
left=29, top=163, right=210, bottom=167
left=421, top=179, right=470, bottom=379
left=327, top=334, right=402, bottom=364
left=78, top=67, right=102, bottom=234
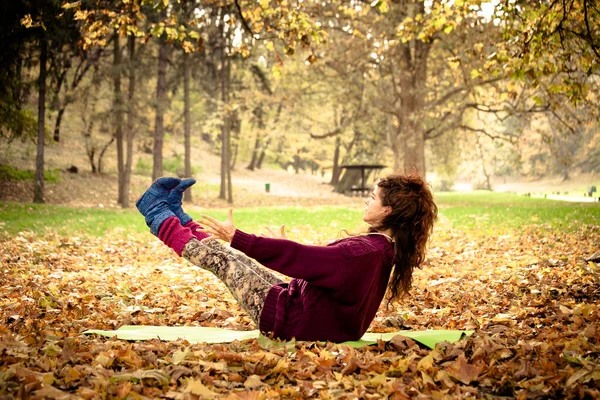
left=3, top=165, right=596, bottom=208
left=0, top=168, right=359, bottom=208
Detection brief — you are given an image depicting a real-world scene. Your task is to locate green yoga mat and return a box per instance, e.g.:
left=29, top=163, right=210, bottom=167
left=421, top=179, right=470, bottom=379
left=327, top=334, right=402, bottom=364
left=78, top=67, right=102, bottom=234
left=84, top=326, right=473, bottom=349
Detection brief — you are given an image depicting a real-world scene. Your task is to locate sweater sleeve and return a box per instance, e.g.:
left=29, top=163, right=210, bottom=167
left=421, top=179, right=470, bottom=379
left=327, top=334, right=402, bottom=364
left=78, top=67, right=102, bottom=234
left=158, top=217, right=210, bottom=256
left=184, top=220, right=210, bottom=242
left=230, top=230, right=368, bottom=290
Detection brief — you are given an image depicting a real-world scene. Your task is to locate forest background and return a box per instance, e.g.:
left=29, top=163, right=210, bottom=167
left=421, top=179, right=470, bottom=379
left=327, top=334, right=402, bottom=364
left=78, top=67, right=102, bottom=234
left=1, top=0, right=600, bottom=399
left=0, top=0, right=599, bottom=205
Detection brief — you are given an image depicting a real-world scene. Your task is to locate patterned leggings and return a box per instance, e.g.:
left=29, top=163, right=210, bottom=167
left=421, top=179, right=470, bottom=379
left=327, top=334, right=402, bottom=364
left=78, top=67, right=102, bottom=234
left=181, top=238, right=284, bottom=325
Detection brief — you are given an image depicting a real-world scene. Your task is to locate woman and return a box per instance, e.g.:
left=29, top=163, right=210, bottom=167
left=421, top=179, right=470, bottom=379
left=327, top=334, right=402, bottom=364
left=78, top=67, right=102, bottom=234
left=136, top=173, right=437, bottom=342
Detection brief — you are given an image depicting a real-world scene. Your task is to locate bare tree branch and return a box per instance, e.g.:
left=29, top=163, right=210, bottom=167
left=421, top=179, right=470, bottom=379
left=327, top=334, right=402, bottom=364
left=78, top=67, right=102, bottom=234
left=459, top=125, right=514, bottom=142
left=234, top=0, right=255, bottom=37
left=583, top=0, right=600, bottom=59
left=550, top=110, right=578, bottom=134
left=310, top=127, right=343, bottom=139
left=428, top=77, right=503, bottom=109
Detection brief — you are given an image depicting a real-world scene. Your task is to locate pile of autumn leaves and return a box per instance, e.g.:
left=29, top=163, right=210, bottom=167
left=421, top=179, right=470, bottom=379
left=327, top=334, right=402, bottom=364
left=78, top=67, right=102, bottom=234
left=1, top=223, right=599, bottom=399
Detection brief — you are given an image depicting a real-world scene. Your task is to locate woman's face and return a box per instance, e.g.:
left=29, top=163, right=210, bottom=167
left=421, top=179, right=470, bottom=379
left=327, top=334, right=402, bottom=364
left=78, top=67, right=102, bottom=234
left=363, top=186, right=391, bottom=226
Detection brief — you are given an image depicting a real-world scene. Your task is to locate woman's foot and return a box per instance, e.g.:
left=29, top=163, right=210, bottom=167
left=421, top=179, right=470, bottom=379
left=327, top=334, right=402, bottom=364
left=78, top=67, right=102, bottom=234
left=136, top=177, right=181, bottom=235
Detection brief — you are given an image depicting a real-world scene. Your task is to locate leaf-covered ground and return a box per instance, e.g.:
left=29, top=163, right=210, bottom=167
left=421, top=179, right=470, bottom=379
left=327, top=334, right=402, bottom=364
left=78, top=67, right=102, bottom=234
left=1, top=222, right=599, bottom=399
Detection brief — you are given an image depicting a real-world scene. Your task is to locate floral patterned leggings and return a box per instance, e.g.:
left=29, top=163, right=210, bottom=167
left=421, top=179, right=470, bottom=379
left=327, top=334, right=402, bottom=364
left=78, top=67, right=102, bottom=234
left=181, top=238, right=284, bottom=325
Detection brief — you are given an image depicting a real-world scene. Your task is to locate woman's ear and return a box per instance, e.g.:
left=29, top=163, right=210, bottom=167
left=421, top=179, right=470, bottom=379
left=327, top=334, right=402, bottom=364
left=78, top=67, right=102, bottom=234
left=384, top=206, right=392, bottom=216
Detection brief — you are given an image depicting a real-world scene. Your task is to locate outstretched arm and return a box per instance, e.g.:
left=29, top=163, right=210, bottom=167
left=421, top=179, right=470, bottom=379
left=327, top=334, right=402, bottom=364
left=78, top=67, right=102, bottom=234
left=182, top=209, right=374, bottom=291
left=197, top=209, right=287, bottom=240
left=229, top=230, right=375, bottom=291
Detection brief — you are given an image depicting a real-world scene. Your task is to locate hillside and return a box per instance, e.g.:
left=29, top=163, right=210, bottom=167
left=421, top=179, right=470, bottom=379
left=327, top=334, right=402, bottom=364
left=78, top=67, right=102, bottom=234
left=0, top=131, right=356, bottom=208
left=1, top=128, right=597, bottom=207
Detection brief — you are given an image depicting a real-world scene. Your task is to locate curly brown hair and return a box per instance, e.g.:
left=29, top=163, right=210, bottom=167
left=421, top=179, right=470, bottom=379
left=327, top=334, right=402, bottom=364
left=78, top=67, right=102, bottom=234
left=372, top=173, right=438, bottom=302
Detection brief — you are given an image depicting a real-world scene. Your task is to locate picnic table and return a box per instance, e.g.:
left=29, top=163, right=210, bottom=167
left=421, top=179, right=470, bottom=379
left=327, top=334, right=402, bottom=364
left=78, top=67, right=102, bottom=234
left=340, top=164, right=386, bottom=196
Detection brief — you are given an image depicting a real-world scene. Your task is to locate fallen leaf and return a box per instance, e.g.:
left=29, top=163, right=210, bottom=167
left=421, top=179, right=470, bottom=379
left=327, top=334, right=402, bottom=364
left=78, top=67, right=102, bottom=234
left=243, top=374, right=264, bottom=388
left=446, top=354, right=481, bottom=384
left=184, top=379, right=217, bottom=398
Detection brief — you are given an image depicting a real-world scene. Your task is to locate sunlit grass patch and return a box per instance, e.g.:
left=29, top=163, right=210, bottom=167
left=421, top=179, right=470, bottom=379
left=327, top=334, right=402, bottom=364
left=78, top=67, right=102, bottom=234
left=0, top=202, right=367, bottom=242
left=435, top=191, right=599, bottom=232
left=1, top=192, right=598, bottom=240
left=0, top=202, right=147, bottom=238
left=199, top=206, right=365, bottom=244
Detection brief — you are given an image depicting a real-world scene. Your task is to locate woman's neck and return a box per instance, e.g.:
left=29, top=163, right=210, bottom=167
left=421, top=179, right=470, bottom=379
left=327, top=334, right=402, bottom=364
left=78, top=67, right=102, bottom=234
left=372, top=227, right=393, bottom=237
left=369, top=228, right=394, bottom=242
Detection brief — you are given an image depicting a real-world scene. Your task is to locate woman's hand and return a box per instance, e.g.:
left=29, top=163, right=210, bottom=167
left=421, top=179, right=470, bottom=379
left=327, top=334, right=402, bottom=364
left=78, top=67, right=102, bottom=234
left=263, top=225, right=286, bottom=239
left=198, top=208, right=237, bottom=242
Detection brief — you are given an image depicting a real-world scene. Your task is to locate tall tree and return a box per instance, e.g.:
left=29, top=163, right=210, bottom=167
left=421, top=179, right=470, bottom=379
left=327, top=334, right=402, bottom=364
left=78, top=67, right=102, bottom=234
left=34, top=36, right=48, bottom=204
left=499, top=0, right=599, bottom=109
left=178, top=0, right=197, bottom=202
left=182, top=49, right=193, bottom=201
left=218, top=9, right=233, bottom=203
left=361, top=0, right=505, bottom=175
left=113, top=32, right=126, bottom=205
left=0, top=1, right=38, bottom=140
left=122, top=34, right=137, bottom=208
left=152, top=36, right=169, bottom=181
left=64, top=0, right=175, bottom=206
left=50, top=49, right=99, bottom=143
left=20, top=2, right=83, bottom=202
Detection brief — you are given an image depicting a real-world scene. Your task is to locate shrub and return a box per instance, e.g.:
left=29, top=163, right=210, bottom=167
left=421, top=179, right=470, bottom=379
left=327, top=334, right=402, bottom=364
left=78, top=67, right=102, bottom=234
left=0, top=164, right=62, bottom=183
left=135, top=157, right=152, bottom=176
left=163, top=154, right=183, bottom=174
left=134, top=156, right=201, bottom=177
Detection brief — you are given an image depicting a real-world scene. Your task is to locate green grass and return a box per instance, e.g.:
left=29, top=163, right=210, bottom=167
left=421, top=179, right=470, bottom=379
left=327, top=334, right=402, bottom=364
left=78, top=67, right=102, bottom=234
left=0, top=192, right=598, bottom=240
left=0, top=164, right=62, bottom=183
left=0, top=202, right=365, bottom=242
left=202, top=206, right=365, bottom=242
left=0, top=202, right=147, bottom=238
left=435, top=191, right=599, bottom=232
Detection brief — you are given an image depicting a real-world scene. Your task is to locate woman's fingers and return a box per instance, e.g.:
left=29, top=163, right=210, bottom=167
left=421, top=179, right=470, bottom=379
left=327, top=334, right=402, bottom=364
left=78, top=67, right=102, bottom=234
left=264, top=225, right=286, bottom=239
left=199, top=214, right=221, bottom=224
left=197, top=210, right=236, bottom=242
left=196, top=225, right=226, bottom=241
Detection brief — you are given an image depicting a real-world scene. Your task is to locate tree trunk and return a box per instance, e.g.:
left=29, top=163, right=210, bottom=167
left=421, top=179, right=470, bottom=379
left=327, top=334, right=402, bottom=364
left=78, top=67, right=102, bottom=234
left=330, top=136, right=342, bottom=185
left=247, top=133, right=261, bottom=171
left=219, top=65, right=229, bottom=200
left=477, top=136, right=492, bottom=190
left=256, top=101, right=284, bottom=169
left=256, top=137, right=271, bottom=169
left=52, top=54, right=96, bottom=143
left=86, top=145, right=96, bottom=173
left=247, top=106, right=264, bottom=171
left=83, top=120, right=97, bottom=173
left=98, top=136, right=115, bottom=174
left=88, top=152, right=97, bottom=173
left=183, top=50, right=193, bottom=202
left=82, top=73, right=100, bottom=174
left=53, top=107, right=66, bottom=143
left=34, top=37, right=48, bottom=204
left=389, top=5, right=430, bottom=177
left=153, top=39, right=168, bottom=181
left=219, top=18, right=232, bottom=203
left=113, top=33, right=126, bottom=205
left=398, top=43, right=426, bottom=175
left=14, top=58, right=24, bottom=137
left=230, top=112, right=240, bottom=171
left=335, top=169, right=361, bottom=194
left=122, top=35, right=136, bottom=208
left=50, top=69, right=67, bottom=143
left=402, top=122, right=426, bottom=175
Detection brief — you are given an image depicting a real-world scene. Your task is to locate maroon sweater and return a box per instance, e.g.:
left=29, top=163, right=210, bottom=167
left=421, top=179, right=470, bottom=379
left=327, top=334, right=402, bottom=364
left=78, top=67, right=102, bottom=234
left=158, top=217, right=395, bottom=342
